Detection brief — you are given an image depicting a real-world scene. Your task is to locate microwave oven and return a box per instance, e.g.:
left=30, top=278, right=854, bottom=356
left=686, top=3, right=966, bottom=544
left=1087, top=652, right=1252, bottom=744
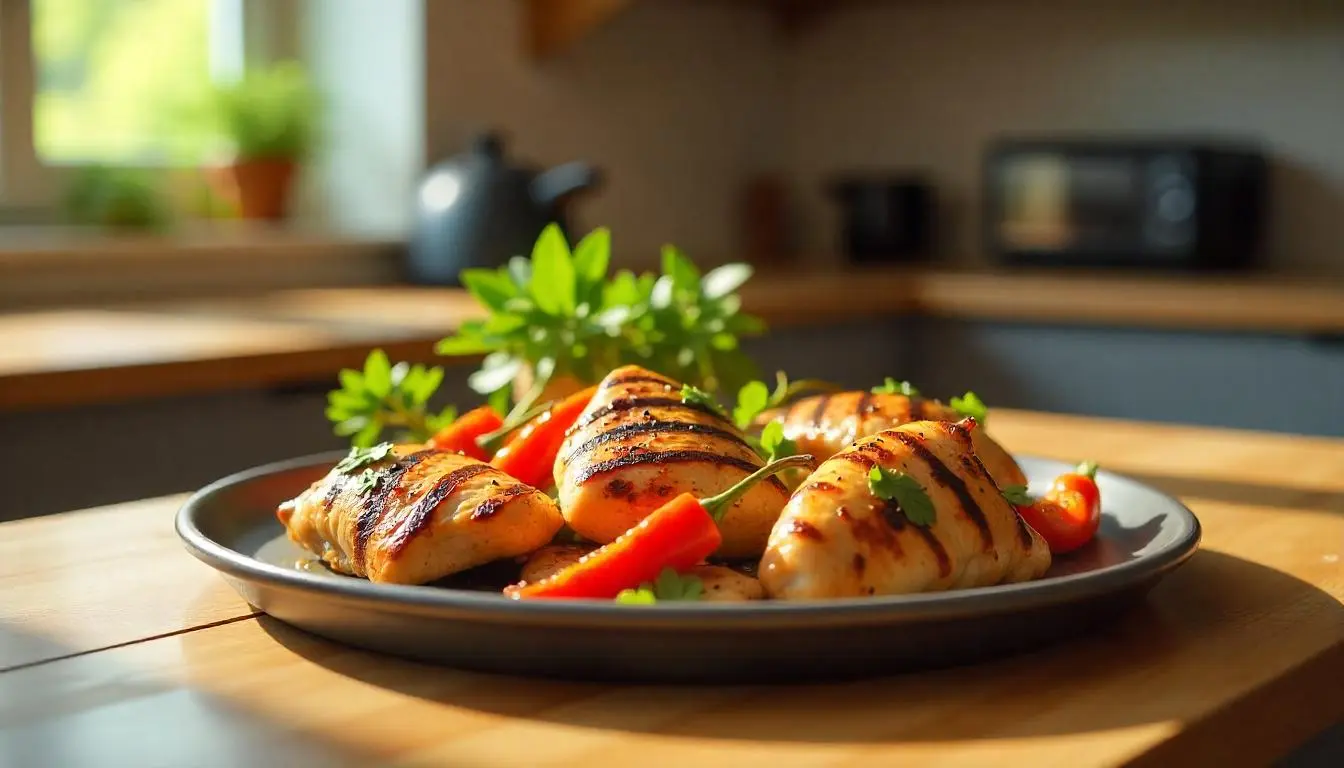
left=983, top=138, right=1268, bottom=269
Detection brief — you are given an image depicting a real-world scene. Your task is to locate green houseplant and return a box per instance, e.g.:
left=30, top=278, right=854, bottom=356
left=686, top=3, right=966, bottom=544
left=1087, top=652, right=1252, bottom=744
left=62, top=166, right=169, bottom=231
left=210, top=61, right=320, bottom=220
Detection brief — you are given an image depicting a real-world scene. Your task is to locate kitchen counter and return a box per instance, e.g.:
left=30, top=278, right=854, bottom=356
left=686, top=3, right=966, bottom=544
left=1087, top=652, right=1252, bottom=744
left=3, top=267, right=1344, bottom=412
left=2, top=409, right=1340, bottom=765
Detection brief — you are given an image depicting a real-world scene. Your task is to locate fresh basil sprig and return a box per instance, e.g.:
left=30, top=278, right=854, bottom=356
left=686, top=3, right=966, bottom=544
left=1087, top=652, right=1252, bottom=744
left=326, top=350, right=456, bottom=448
left=436, top=224, right=766, bottom=415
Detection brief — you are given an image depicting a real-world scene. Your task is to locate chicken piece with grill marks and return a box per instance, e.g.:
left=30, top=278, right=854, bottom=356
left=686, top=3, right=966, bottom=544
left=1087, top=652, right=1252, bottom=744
left=554, top=365, right=799, bottom=559
left=277, top=446, right=562, bottom=584
left=756, top=391, right=1026, bottom=488
left=759, top=418, right=1050, bottom=599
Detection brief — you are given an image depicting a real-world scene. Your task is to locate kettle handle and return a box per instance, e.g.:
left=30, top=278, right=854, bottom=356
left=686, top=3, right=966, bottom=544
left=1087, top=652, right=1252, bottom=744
left=531, top=162, right=602, bottom=208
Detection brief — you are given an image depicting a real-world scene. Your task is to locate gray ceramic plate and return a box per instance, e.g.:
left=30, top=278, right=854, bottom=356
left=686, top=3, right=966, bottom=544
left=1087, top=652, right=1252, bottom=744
left=176, top=452, right=1199, bottom=683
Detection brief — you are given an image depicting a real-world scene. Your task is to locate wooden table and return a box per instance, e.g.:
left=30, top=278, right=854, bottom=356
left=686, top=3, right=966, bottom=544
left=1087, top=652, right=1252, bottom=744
left=5, top=268, right=1344, bottom=412
left=2, top=410, right=1341, bottom=766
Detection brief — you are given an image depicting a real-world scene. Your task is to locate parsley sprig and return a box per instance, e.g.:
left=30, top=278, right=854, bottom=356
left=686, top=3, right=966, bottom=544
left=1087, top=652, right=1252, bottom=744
left=867, top=465, right=937, bottom=527
left=326, top=350, right=456, bottom=448
left=333, top=442, right=396, bottom=474
left=680, top=383, right=728, bottom=418
left=615, top=567, right=705, bottom=604
left=435, top=225, right=766, bottom=415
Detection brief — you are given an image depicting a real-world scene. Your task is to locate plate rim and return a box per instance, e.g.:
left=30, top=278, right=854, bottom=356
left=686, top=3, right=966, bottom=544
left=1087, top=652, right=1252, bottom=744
left=176, top=450, right=1201, bottom=630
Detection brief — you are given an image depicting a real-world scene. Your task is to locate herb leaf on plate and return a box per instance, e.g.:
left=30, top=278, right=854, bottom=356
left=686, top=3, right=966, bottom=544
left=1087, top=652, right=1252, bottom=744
left=758, top=421, right=798, bottom=463
left=867, top=466, right=937, bottom=527
left=614, top=567, right=705, bottom=605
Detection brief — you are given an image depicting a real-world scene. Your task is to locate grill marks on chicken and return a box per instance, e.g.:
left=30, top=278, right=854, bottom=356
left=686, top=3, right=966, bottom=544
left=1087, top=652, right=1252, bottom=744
left=763, top=391, right=1027, bottom=488
left=759, top=419, right=1050, bottom=599
left=277, top=446, right=563, bottom=584
left=555, top=365, right=795, bottom=558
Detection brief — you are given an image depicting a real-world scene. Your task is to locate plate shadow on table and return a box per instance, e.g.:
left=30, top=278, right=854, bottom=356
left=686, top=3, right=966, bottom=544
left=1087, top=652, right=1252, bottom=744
left=256, top=548, right=1343, bottom=745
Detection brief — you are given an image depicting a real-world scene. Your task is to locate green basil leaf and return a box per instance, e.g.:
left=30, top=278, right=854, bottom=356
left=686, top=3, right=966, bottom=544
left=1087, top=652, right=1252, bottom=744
left=572, top=227, right=611, bottom=304
left=530, top=223, right=576, bottom=316
left=701, top=263, right=752, bottom=300
left=363, top=350, right=392, bottom=398
left=436, top=334, right=494, bottom=356
left=460, top=268, right=517, bottom=312
left=410, top=366, right=444, bottom=405
left=338, top=368, right=363, bottom=393
left=351, top=421, right=383, bottom=449
left=733, top=380, right=770, bottom=429
left=602, top=270, right=642, bottom=309
left=661, top=245, right=700, bottom=294
left=507, top=256, right=532, bottom=291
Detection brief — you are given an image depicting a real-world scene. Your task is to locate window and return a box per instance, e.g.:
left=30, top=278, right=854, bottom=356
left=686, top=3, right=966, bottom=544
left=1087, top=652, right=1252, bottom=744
left=0, top=0, right=267, bottom=207
left=33, top=0, right=239, bottom=164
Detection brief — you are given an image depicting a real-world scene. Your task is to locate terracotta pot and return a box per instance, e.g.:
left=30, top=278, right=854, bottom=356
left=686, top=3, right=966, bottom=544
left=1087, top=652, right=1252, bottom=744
left=215, top=158, right=297, bottom=221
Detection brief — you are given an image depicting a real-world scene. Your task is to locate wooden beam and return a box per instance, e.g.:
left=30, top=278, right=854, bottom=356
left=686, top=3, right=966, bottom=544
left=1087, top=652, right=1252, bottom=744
left=524, top=0, right=634, bottom=60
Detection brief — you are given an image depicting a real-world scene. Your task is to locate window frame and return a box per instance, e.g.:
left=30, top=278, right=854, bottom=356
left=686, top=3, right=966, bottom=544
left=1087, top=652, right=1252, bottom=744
left=0, top=0, right=295, bottom=214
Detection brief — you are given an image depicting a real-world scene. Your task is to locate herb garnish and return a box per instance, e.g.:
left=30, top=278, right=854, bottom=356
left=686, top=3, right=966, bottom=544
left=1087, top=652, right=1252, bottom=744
left=435, top=224, right=766, bottom=420
left=757, top=421, right=798, bottom=463
left=354, top=468, right=383, bottom=495
left=615, top=567, right=705, bottom=604
left=950, top=391, right=988, bottom=425
left=680, top=384, right=727, bottom=418
left=731, top=371, right=837, bottom=430
left=872, top=377, right=920, bottom=397
left=1000, top=484, right=1034, bottom=506
left=867, top=466, right=936, bottom=527
left=326, top=349, right=457, bottom=448
left=334, top=442, right=396, bottom=474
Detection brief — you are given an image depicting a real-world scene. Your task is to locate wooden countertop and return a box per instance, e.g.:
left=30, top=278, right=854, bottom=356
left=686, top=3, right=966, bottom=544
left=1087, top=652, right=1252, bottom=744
left=4, top=268, right=1344, bottom=412
left=2, top=410, right=1341, bottom=766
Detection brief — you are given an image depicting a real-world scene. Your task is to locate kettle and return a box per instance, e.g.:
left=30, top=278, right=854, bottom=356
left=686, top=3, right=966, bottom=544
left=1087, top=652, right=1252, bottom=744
left=407, top=132, right=601, bottom=285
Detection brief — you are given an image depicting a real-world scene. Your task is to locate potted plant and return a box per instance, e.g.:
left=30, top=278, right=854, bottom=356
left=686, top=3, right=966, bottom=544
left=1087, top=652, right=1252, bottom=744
left=211, top=61, right=320, bottom=221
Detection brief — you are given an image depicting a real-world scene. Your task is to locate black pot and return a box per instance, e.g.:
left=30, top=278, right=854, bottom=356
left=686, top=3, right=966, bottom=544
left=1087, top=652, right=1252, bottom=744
left=828, top=176, right=934, bottom=263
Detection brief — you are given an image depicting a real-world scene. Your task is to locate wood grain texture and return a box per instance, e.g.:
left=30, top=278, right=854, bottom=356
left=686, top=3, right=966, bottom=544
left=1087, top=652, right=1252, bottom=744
left=0, top=495, right=255, bottom=671
left=3, top=268, right=1344, bottom=412
left=0, top=411, right=1340, bottom=765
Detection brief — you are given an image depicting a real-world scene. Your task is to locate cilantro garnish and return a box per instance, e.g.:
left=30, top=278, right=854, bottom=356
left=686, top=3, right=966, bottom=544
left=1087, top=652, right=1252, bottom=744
left=680, top=384, right=727, bottom=418
left=614, top=567, right=705, bottom=605
left=872, top=377, right=920, bottom=397
left=950, top=391, right=988, bottom=425
left=353, top=468, right=383, bottom=496
left=334, top=442, right=396, bottom=474
left=867, top=466, right=936, bottom=527
left=732, top=371, right=838, bottom=430
left=1000, top=484, right=1034, bottom=506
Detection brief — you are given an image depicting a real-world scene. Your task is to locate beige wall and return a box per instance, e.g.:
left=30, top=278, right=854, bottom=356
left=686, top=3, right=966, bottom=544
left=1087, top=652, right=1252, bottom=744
left=423, top=0, right=783, bottom=269
left=421, top=0, right=1344, bottom=276
left=784, top=0, right=1344, bottom=274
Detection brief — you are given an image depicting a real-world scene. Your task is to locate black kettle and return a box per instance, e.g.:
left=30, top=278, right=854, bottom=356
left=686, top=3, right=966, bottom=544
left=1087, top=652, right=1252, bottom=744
left=407, top=133, right=601, bottom=285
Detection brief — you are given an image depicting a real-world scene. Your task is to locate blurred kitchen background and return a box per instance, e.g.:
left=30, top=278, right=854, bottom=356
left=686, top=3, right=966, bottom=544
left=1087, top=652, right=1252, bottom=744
left=1, top=0, right=1342, bottom=518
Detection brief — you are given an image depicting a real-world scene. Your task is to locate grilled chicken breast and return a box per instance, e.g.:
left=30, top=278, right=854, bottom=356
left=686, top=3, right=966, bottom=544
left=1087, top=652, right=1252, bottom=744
left=554, top=365, right=795, bottom=559
left=759, top=419, right=1049, bottom=599
left=758, top=391, right=1026, bottom=488
left=520, top=545, right=765, bottom=601
left=278, top=446, right=563, bottom=584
